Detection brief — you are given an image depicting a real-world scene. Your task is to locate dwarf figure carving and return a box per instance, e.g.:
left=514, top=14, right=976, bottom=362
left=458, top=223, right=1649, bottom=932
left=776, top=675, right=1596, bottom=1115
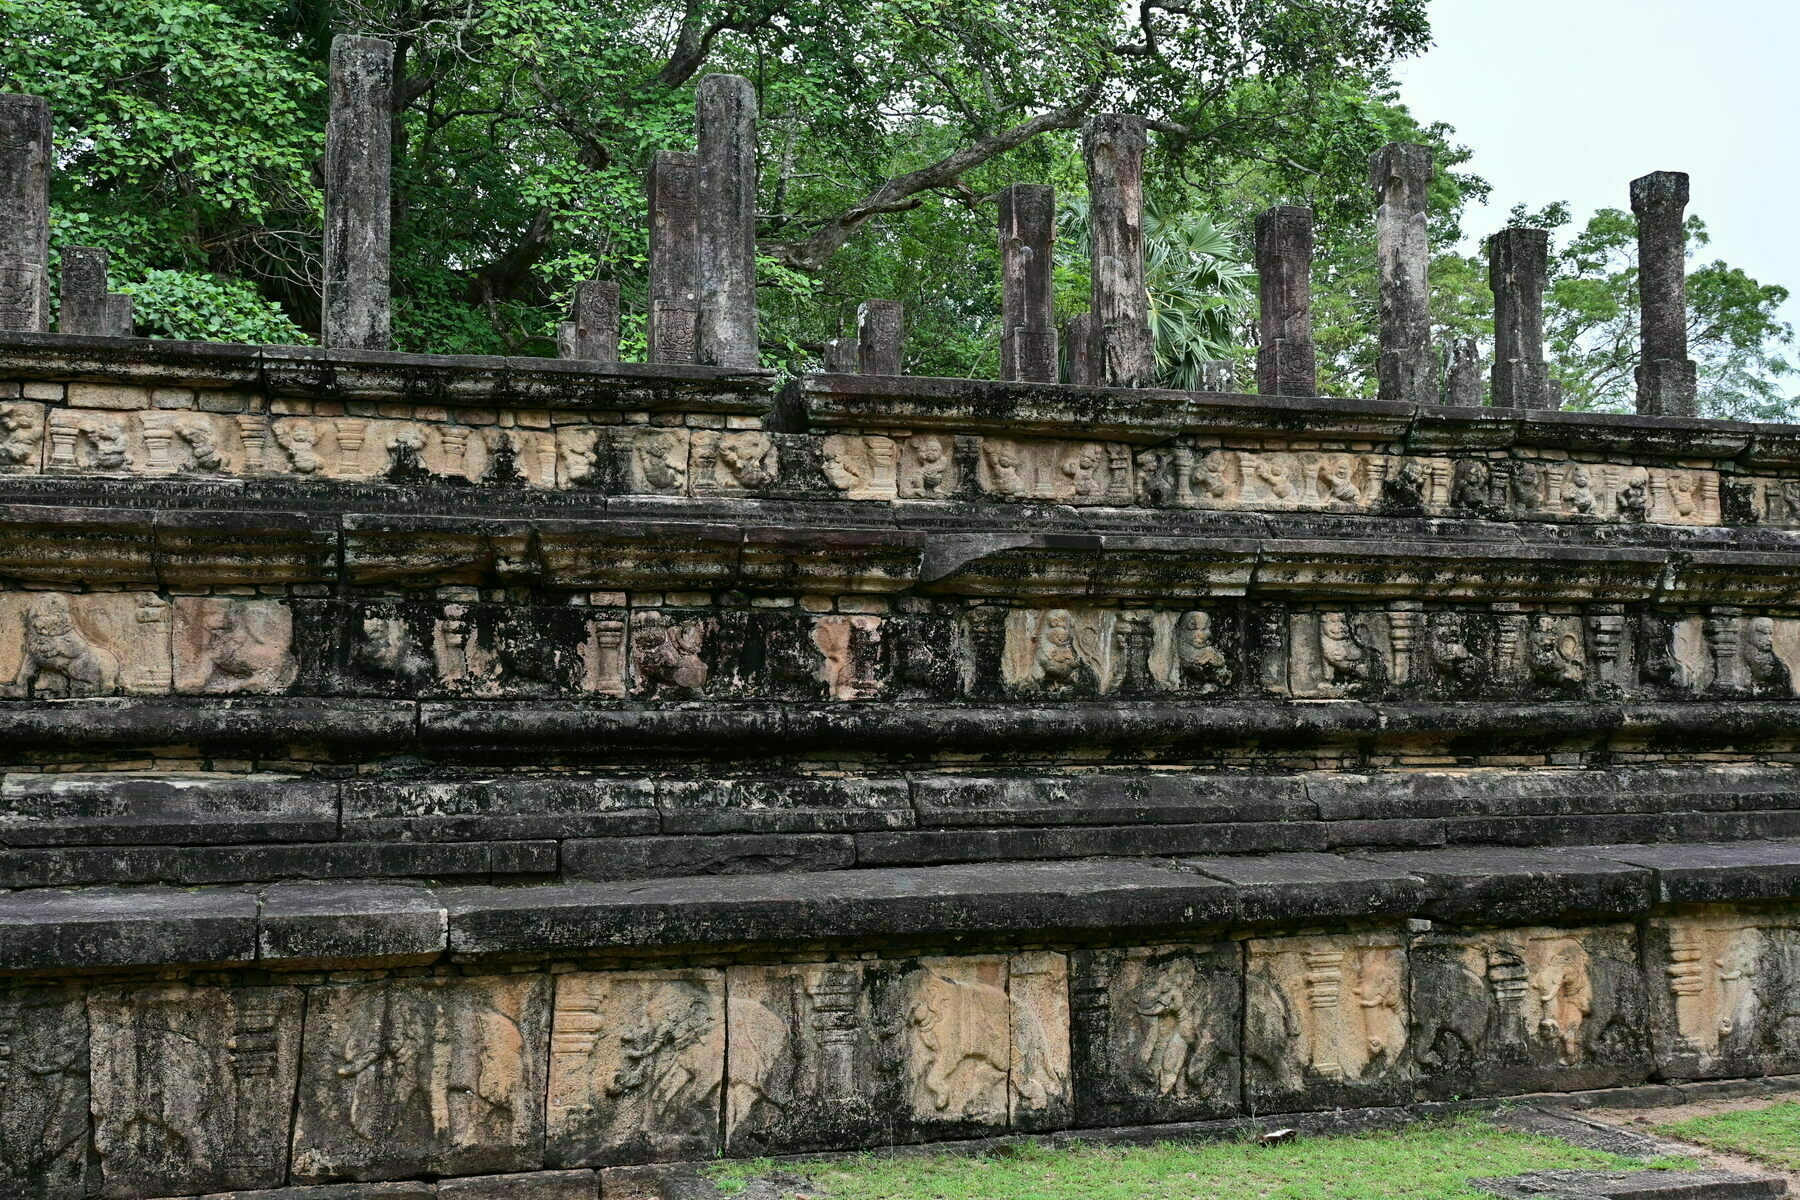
left=1033, top=609, right=1095, bottom=692
left=717, top=433, right=777, bottom=490
left=276, top=423, right=321, bottom=474
left=0, top=402, right=40, bottom=466
left=1319, top=612, right=1368, bottom=686
left=1385, top=458, right=1429, bottom=508
left=559, top=433, right=598, bottom=487
left=1193, top=450, right=1236, bottom=501
left=1449, top=459, right=1490, bottom=514
left=1618, top=467, right=1650, bottom=522
left=982, top=441, right=1025, bottom=497
left=1427, top=611, right=1479, bottom=687
left=1744, top=615, right=1790, bottom=692
left=1529, top=619, right=1586, bottom=688
left=1175, top=610, right=1230, bottom=694
left=355, top=613, right=434, bottom=684
left=176, top=417, right=226, bottom=471
left=3, top=594, right=119, bottom=698
left=632, top=612, right=707, bottom=698
left=903, top=435, right=951, bottom=498
left=1511, top=461, right=1544, bottom=510
left=81, top=415, right=128, bottom=470
left=1318, top=458, right=1359, bottom=504
left=1134, top=448, right=1173, bottom=506
left=1561, top=465, right=1596, bottom=514
left=193, top=600, right=296, bottom=694
left=1062, top=442, right=1105, bottom=499
left=1667, top=471, right=1700, bottom=518
left=1255, top=457, right=1294, bottom=499
left=385, top=426, right=430, bottom=482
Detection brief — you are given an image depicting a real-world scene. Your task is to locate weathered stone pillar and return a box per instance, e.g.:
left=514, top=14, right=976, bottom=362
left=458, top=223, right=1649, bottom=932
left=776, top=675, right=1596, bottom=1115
left=557, top=281, right=620, bottom=362
left=322, top=35, right=394, bottom=350
left=1370, top=143, right=1434, bottom=406
left=1255, top=205, right=1316, bottom=397
left=0, top=94, right=52, bottom=333
left=1489, top=226, right=1550, bottom=409
left=822, top=337, right=857, bottom=373
left=695, top=73, right=758, bottom=368
left=648, top=150, right=700, bottom=363
left=1444, top=336, right=1482, bottom=406
left=999, top=183, right=1057, bottom=382
left=1631, top=170, right=1696, bottom=417
left=1083, top=113, right=1155, bottom=388
left=856, top=300, right=902, bottom=376
left=59, top=246, right=107, bottom=335
left=1064, top=314, right=1097, bottom=386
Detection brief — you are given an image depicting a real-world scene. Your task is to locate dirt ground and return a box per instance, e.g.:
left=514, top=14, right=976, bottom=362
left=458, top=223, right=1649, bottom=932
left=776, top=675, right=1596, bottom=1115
left=1581, top=1094, right=1800, bottom=1189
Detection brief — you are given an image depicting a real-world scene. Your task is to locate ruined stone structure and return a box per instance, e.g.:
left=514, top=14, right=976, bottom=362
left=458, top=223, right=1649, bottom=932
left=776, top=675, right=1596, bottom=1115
left=4, top=50, right=1800, bottom=1200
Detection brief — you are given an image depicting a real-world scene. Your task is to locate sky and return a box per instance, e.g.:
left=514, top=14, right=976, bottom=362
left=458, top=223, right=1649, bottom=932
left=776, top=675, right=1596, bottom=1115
left=1393, top=0, right=1799, bottom=330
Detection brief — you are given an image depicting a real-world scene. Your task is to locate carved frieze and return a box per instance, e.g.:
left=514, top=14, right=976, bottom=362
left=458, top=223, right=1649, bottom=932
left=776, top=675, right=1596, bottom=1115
left=726, top=961, right=877, bottom=1155
left=290, top=975, right=550, bottom=1182
left=897, top=433, right=957, bottom=499
left=976, top=436, right=1131, bottom=504
left=0, top=592, right=171, bottom=698
left=172, top=596, right=296, bottom=694
left=547, top=969, right=724, bottom=1167
left=1646, top=913, right=1800, bottom=1081
left=1071, top=943, right=1239, bottom=1127
left=1245, top=931, right=1410, bottom=1111
left=999, top=607, right=1234, bottom=697
left=811, top=614, right=886, bottom=700
left=0, top=984, right=90, bottom=1200
left=1411, top=925, right=1649, bottom=1098
left=90, top=983, right=301, bottom=1197
left=821, top=434, right=899, bottom=500
left=0, top=400, right=44, bottom=473
left=1286, top=610, right=1388, bottom=698
left=691, top=430, right=777, bottom=495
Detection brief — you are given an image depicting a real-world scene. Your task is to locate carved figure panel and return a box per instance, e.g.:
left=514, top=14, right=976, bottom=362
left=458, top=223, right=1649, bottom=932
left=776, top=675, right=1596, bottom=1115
left=897, top=434, right=957, bottom=499
left=976, top=436, right=1131, bottom=504
left=0, top=984, right=90, bottom=1200
left=44, top=413, right=129, bottom=472
left=821, top=434, right=899, bottom=500
left=172, top=597, right=296, bottom=694
left=1002, top=608, right=1110, bottom=695
left=1649, top=468, right=1721, bottom=525
left=0, top=400, right=44, bottom=472
left=1287, top=610, right=1389, bottom=698
left=290, top=975, right=549, bottom=1182
left=269, top=418, right=555, bottom=487
left=547, top=969, right=724, bottom=1167
left=1071, top=943, right=1240, bottom=1127
left=812, top=614, right=886, bottom=700
left=1410, top=925, right=1648, bottom=1099
left=691, top=430, right=777, bottom=494
left=0, top=592, right=170, bottom=698
left=1647, top=913, right=1800, bottom=1081
left=1245, top=932, right=1410, bottom=1111
left=630, top=610, right=710, bottom=699
left=725, top=962, right=876, bottom=1155
left=136, top=412, right=241, bottom=475
left=90, top=983, right=302, bottom=1198
left=1526, top=615, right=1588, bottom=695
left=1000, top=607, right=1234, bottom=698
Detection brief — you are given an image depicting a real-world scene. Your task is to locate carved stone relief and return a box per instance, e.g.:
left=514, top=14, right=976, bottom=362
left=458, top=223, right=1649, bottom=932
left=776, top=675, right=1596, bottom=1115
left=1287, top=610, right=1388, bottom=698
left=1527, top=615, right=1587, bottom=694
left=630, top=610, right=710, bottom=699
left=1411, top=925, right=1648, bottom=1098
left=1071, top=943, right=1240, bottom=1127
left=812, top=614, right=886, bottom=700
left=0, top=984, right=90, bottom=1200
left=898, top=434, right=958, bottom=499
left=1001, top=607, right=1233, bottom=697
left=290, top=975, right=549, bottom=1182
left=45, top=412, right=128, bottom=471
left=976, top=436, right=1131, bottom=504
left=1245, top=932, right=1410, bottom=1110
left=821, top=434, right=899, bottom=500
left=546, top=969, right=724, bottom=1167
left=90, top=983, right=302, bottom=1198
left=0, top=400, right=44, bottom=472
left=172, top=596, right=296, bottom=695
left=725, top=962, right=876, bottom=1155
left=691, top=430, right=777, bottom=494
left=0, top=592, right=170, bottom=698
left=267, top=418, right=556, bottom=487
left=1647, top=913, right=1800, bottom=1081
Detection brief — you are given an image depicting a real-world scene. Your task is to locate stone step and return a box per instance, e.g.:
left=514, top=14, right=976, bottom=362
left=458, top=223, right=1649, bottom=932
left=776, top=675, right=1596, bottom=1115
left=1474, top=1169, right=1787, bottom=1199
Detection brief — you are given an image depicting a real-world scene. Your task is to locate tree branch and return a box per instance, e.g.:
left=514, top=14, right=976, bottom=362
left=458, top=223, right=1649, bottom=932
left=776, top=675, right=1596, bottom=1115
left=463, top=208, right=555, bottom=305
left=763, top=81, right=1104, bottom=273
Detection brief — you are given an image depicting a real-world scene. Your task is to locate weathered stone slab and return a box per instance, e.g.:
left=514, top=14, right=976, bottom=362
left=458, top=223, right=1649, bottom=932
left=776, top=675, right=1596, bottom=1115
left=0, top=982, right=90, bottom=1200
left=695, top=74, right=757, bottom=368
left=1411, top=924, right=1649, bottom=1099
left=438, top=1170, right=598, bottom=1199
left=0, top=95, right=51, bottom=333
left=342, top=777, right=658, bottom=841
left=258, top=882, right=445, bottom=963
left=90, top=982, right=302, bottom=1197
left=322, top=36, right=393, bottom=349
left=1358, top=846, right=1653, bottom=924
left=1473, top=1168, right=1785, bottom=1199
left=1644, top=911, right=1800, bottom=1081
left=0, top=885, right=258, bottom=970
left=1255, top=205, right=1315, bottom=398
left=561, top=833, right=854, bottom=881
left=0, top=772, right=335, bottom=846
left=1245, top=930, right=1410, bottom=1111
left=1070, top=943, right=1239, bottom=1127
left=647, top=151, right=700, bottom=365
left=290, top=974, right=550, bottom=1181
left=191, top=1184, right=437, bottom=1200
left=547, top=968, right=723, bottom=1166
left=911, top=772, right=1310, bottom=828
left=657, top=777, right=912, bottom=833
left=1177, top=852, right=1425, bottom=923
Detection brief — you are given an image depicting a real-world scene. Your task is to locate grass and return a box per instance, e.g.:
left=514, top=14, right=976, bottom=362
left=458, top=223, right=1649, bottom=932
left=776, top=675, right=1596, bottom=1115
left=1657, top=1100, right=1800, bottom=1170
left=706, top=1115, right=1670, bottom=1199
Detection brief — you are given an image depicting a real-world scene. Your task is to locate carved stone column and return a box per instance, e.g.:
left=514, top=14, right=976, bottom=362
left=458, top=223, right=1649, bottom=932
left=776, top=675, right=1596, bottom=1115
left=58, top=246, right=133, bottom=336
left=1083, top=114, right=1155, bottom=388
left=1489, top=226, right=1551, bottom=409
left=649, top=150, right=700, bottom=363
left=1255, top=205, right=1316, bottom=397
left=1631, top=170, right=1697, bottom=417
left=1371, top=143, right=1434, bottom=406
left=856, top=300, right=902, bottom=376
left=822, top=336, right=857, bottom=373
left=999, top=183, right=1057, bottom=382
left=696, top=73, right=759, bottom=368
left=1444, top=337, right=1482, bottom=406
left=557, top=280, right=620, bottom=362
left=1064, top=313, right=1097, bottom=386
left=0, top=94, right=51, bottom=333
left=322, top=36, right=394, bottom=349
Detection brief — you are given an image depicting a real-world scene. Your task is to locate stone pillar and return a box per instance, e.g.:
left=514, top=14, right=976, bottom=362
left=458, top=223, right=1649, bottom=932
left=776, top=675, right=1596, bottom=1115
left=1370, top=143, right=1434, bottom=406
left=695, top=73, right=758, bottom=368
left=59, top=246, right=107, bottom=335
left=557, top=280, right=620, bottom=362
left=1083, top=113, right=1155, bottom=388
left=1064, top=314, right=1097, bottom=386
left=1443, top=337, right=1481, bottom=407
left=1489, top=226, right=1550, bottom=409
left=648, top=150, right=700, bottom=363
left=1631, top=170, right=1696, bottom=416
left=0, top=94, right=51, bottom=332
left=999, top=183, right=1057, bottom=382
left=856, top=300, right=902, bottom=376
left=822, top=337, right=857, bottom=373
left=322, top=35, right=394, bottom=350
left=1255, top=205, right=1316, bottom=397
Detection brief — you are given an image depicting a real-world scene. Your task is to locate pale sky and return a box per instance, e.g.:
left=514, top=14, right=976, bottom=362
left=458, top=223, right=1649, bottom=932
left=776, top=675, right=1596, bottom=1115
left=1394, top=0, right=1798, bottom=331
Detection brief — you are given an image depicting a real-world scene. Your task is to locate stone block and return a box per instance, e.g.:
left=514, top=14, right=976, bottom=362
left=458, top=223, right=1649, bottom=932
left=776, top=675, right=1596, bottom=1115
left=0, top=591, right=172, bottom=697
left=1410, top=924, right=1649, bottom=1099
left=1245, top=930, right=1411, bottom=1111
left=1596, top=841, right=1800, bottom=904
left=1472, top=1168, right=1784, bottom=1199
left=342, top=778, right=657, bottom=841
left=561, top=834, right=855, bottom=881
left=911, top=773, right=1312, bottom=828
left=67, top=383, right=150, bottom=410
left=0, top=772, right=337, bottom=846
left=658, top=777, right=912, bottom=834
left=1177, top=852, right=1426, bottom=923
left=1070, top=943, right=1240, bottom=1127
left=0, top=840, right=551, bottom=890
left=856, top=822, right=1325, bottom=867
left=437, top=1169, right=597, bottom=1199
left=0, top=886, right=258, bottom=970
left=546, top=969, right=723, bottom=1166
left=90, top=982, right=303, bottom=1197
left=1644, top=911, right=1800, bottom=1081
left=257, top=882, right=445, bottom=963
left=171, top=596, right=297, bottom=694
left=191, top=1184, right=436, bottom=1199
left=1359, top=846, right=1653, bottom=924
left=0, top=982, right=90, bottom=1200
left=290, top=975, right=550, bottom=1181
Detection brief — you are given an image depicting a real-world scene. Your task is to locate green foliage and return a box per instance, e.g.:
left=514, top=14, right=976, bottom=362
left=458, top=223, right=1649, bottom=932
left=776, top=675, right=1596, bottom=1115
left=114, top=268, right=311, bottom=342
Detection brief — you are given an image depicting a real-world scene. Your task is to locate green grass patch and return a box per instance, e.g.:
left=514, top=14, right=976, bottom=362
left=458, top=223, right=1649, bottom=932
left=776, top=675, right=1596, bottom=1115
left=1657, top=1100, right=1800, bottom=1170
left=707, top=1115, right=1658, bottom=1199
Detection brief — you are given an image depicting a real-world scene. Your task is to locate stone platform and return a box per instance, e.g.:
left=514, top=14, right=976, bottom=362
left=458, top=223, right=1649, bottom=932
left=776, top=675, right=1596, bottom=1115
left=8, top=335, right=1800, bottom=1197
